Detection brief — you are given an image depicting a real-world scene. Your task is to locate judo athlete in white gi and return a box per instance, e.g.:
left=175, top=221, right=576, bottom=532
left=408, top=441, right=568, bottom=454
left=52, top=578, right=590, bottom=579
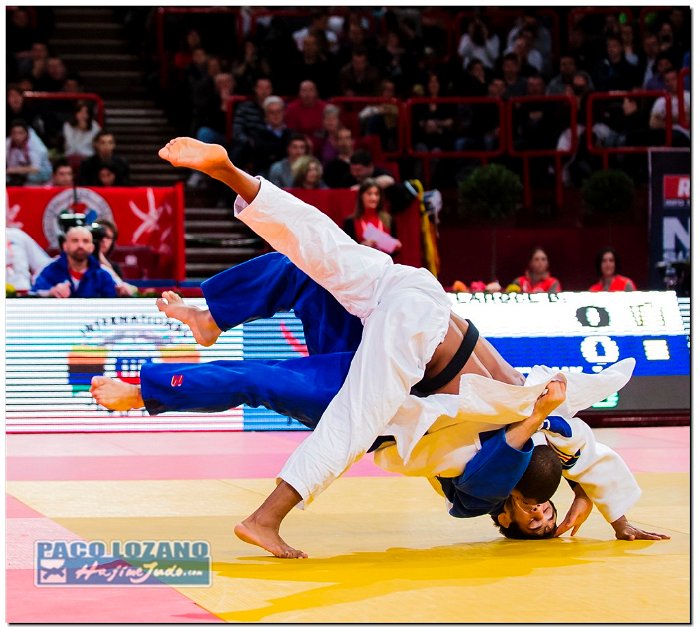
left=147, top=138, right=667, bottom=557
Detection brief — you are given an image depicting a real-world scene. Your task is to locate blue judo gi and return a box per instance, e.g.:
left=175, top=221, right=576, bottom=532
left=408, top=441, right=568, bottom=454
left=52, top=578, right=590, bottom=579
left=139, top=253, right=533, bottom=517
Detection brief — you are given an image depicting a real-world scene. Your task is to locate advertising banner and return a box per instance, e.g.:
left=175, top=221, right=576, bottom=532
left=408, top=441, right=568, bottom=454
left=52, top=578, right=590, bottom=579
left=648, top=149, right=690, bottom=291
left=6, top=292, right=689, bottom=432
left=6, top=185, right=185, bottom=280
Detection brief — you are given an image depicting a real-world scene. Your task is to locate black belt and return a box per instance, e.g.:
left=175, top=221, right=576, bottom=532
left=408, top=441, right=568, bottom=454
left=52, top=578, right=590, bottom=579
left=412, top=319, right=479, bottom=396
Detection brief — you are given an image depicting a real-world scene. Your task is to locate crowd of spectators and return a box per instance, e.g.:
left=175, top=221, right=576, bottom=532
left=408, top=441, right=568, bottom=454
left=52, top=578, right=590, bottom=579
left=6, top=7, right=131, bottom=188
left=4, top=7, right=689, bottom=293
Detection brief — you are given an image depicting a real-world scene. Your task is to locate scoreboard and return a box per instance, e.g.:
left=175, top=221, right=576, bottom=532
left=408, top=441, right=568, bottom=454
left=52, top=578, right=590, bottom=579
left=5, top=292, right=690, bottom=432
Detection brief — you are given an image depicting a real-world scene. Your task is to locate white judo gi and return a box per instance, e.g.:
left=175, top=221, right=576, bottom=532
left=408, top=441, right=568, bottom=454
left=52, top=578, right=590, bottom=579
left=233, top=179, right=639, bottom=509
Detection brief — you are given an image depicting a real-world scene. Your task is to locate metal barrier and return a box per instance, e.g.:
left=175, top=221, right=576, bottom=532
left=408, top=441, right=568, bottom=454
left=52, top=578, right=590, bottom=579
left=506, top=94, right=577, bottom=208
left=155, top=6, right=239, bottom=90
left=679, top=67, right=690, bottom=129
left=405, top=96, right=505, bottom=188
left=585, top=90, right=673, bottom=170
left=22, top=91, right=105, bottom=127
left=329, top=96, right=404, bottom=159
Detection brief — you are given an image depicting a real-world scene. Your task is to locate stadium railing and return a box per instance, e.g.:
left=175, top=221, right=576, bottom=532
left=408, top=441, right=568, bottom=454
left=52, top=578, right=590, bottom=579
left=404, top=96, right=505, bottom=188
left=506, top=94, right=577, bottom=208
left=585, top=90, right=673, bottom=170
left=22, top=91, right=105, bottom=127
left=678, top=67, right=690, bottom=129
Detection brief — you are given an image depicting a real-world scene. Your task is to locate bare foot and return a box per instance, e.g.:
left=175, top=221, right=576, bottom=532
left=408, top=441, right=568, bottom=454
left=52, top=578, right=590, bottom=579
left=234, top=518, right=308, bottom=559
left=158, top=137, right=230, bottom=177
left=90, top=376, right=144, bottom=410
left=156, top=291, right=221, bottom=347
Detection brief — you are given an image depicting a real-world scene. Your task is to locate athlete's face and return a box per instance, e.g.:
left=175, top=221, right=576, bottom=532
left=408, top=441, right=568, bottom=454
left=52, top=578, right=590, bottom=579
left=500, top=491, right=557, bottom=537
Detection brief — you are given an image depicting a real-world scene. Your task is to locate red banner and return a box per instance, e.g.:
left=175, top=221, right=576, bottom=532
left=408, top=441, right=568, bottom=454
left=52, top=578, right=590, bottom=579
left=6, top=185, right=185, bottom=280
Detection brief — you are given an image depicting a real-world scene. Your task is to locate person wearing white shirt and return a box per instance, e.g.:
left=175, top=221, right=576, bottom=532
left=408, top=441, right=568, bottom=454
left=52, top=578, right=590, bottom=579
left=6, top=227, right=53, bottom=292
left=63, top=101, right=101, bottom=159
left=458, top=18, right=500, bottom=70
left=650, top=68, right=690, bottom=139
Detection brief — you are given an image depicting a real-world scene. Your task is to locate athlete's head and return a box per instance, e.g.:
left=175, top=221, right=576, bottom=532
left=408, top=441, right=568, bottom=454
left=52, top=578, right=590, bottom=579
left=492, top=444, right=562, bottom=539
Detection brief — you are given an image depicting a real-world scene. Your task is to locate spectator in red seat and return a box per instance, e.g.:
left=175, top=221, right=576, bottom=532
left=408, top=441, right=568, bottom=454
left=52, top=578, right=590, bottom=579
left=323, top=127, right=356, bottom=188
left=504, top=28, right=543, bottom=76
left=293, top=33, right=336, bottom=99
left=50, top=160, right=74, bottom=187
left=268, top=132, right=310, bottom=188
left=250, top=95, right=291, bottom=178
left=95, top=219, right=138, bottom=297
left=348, top=149, right=395, bottom=190
left=96, top=163, right=118, bottom=187
left=230, top=76, right=273, bottom=168
left=342, top=178, right=400, bottom=255
left=649, top=67, right=690, bottom=145
left=36, top=56, right=68, bottom=92
left=339, top=47, right=382, bottom=97
left=63, top=100, right=101, bottom=163
left=619, top=23, right=640, bottom=69
left=412, top=72, right=455, bottom=152
left=6, top=119, right=52, bottom=186
left=500, top=53, right=528, bottom=99
left=232, top=40, right=272, bottom=95
left=512, top=248, right=561, bottom=294
left=6, top=84, right=42, bottom=135
left=454, top=59, right=488, bottom=97
left=640, top=33, right=660, bottom=88
left=7, top=8, right=37, bottom=63
left=32, top=225, right=117, bottom=298
left=293, top=9, right=339, bottom=56
left=594, top=35, right=639, bottom=91
left=643, top=52, right=674, bottom=90
left=173, top=28, right=202, bottom=72
left=358, top=78, right=400, bottom=152
left=291, top=156, right=328, bottom=190
left=285, top=80, right=327, bottom=139
left=546, top=54, right=592, bottom=96
left=19, top=41, right=49, bottom=84
left=78, top=131, right=130, bottom=186
left=457, top=17, right=500, bottom=72
left=312, top=104, right=343, bottom=162
left=506, top=12, right=552, bottom=74
left=6, top=227, right=52, bottom=294
left=589, top=248, right=636, bottom=292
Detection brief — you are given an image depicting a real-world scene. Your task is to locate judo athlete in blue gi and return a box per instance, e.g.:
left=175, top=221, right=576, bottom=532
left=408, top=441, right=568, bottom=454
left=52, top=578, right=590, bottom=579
left=91, top=252, right=667, bottom=545
left=93, top=137, right=668, bottom=557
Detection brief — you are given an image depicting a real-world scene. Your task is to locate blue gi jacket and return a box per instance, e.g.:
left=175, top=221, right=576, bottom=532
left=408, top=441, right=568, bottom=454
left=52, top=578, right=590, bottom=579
left=32, top=253, right=117, bottom=298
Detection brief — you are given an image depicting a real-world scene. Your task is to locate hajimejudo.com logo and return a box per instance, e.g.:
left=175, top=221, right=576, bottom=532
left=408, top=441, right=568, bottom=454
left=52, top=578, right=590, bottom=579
left=35, top=540, right=211, bottom=586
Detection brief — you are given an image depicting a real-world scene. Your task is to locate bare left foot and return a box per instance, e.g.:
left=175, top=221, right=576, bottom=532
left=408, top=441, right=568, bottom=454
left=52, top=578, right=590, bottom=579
left=90, top=376, right=144, bottom=410
left=234, top=518, right=308, bottom=559
left=156, top=291, right=222, bottom=347
left=158, top=137, right=230, bottom=177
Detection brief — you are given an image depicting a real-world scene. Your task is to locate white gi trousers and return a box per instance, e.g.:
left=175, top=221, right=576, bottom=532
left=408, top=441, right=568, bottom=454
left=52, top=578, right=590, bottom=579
left=233, top=178, right=452, bottom=504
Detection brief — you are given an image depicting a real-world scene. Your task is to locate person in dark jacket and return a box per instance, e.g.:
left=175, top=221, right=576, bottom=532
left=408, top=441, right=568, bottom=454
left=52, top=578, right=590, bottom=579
left=32, top=225, right=117, bottom=298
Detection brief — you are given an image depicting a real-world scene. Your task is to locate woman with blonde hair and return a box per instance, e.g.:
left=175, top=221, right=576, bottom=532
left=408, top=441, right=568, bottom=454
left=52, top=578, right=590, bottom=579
left=291, top=155, right=327, bottom=189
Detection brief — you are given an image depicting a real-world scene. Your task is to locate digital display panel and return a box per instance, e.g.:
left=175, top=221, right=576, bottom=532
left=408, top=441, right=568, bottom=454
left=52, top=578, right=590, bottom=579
left=5, top=292, right=690, bottom=432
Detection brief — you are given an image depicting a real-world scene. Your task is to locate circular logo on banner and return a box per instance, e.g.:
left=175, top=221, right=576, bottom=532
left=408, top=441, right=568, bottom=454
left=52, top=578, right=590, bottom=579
left=42, top=188, right=114, bottom=247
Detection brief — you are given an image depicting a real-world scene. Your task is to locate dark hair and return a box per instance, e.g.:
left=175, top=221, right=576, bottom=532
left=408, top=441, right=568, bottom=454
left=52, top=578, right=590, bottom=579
left=595, top=247, right=619, bottom=277
left=606, top=34, right=623, bottom=45
left=288, top=132, right=308, bottom=147
left=352, top=45, right=368, bottom=58
left=69, top=100, right=94, bottom=129
left=502, top=52, right=519, bottom=66
left=52, top=158, right=71, bottom=174
left=528, top=246, right=547, bottom=266
left=354, top=178, right=385, bottom=217
left=350, top=148, right=373, bottom=166
left=516, top=444, right=562, bottom=502
left=490, top=499, right=558, bottom=540
left=95, top=218, right=118, bottom=255
left=93, top=130, right=114, bottom=144
left=10, top=118, right=29, bottom=133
